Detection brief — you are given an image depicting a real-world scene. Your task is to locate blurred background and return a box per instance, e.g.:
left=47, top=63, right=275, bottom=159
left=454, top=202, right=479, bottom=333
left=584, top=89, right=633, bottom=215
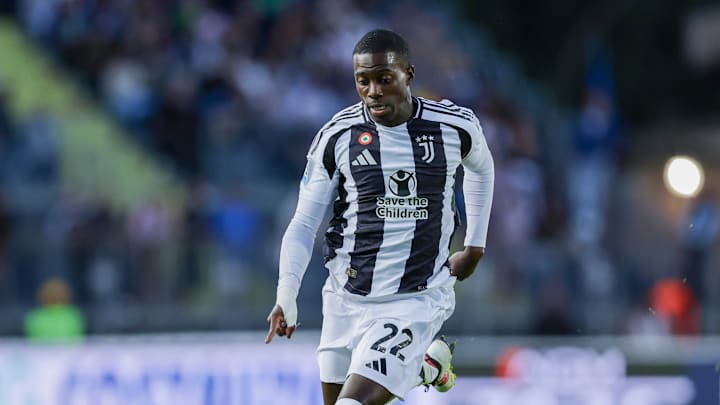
left=0, top=0, right=718, bottom=404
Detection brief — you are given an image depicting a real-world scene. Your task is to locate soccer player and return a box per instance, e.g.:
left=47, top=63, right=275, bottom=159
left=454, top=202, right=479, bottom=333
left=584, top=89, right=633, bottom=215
left=265, top=29, right=494, bottom=405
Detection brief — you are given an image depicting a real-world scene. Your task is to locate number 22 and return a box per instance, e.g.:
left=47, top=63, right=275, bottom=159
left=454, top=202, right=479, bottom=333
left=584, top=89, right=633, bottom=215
left=370, top=323, right=413, bottom=361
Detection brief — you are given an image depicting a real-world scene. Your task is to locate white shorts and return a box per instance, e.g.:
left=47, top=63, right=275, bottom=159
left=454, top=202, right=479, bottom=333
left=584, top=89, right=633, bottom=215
left=316, top=278, right=455, bottom=400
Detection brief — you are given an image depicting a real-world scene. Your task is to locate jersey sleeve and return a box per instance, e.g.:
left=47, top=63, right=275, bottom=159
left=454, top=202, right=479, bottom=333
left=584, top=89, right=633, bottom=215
left=461, top=117, right=495, bottom=248
left=277, top=129, right=340, bottom=293
left=298, top=130, right=338, bottom=203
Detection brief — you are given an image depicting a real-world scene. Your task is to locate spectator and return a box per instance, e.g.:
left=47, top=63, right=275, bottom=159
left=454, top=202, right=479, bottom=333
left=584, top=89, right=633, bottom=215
left=681, top=191, right=719, bottom=306
left=24, top=278, right=86, bottom=342
left=648, top=278, right=701, bottom=335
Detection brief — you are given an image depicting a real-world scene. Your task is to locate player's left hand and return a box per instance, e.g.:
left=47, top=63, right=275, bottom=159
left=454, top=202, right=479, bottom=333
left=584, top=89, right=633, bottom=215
left=449, top=246, right=485, bottom=281
left=265, top=304, right=296, bottom=343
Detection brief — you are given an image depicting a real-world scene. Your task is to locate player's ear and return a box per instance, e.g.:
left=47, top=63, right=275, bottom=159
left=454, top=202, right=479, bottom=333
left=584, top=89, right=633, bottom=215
left=406, top=65, right=415, bottom=85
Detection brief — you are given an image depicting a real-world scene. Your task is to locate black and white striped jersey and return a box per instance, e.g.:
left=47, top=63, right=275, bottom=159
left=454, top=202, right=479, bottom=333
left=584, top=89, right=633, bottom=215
left=291, top=97, right=494, bottom=298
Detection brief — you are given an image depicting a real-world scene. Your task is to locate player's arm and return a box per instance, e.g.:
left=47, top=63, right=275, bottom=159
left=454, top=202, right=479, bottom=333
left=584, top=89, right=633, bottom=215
left=266, top=145, right=337, bottom=343
left=451, top=119, right=494, bottom=281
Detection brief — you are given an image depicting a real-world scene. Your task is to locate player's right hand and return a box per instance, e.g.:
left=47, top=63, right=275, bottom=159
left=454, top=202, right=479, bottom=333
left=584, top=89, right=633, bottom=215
left=265, top=286, right=299, bottom=344
left=449, top=246, right=485, bottom=281
left=265, top=304, right=296, bottom=343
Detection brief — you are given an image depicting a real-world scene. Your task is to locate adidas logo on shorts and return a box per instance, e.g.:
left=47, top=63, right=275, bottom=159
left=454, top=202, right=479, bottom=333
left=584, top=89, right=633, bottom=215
left=365, top=358, right=387, bottom=375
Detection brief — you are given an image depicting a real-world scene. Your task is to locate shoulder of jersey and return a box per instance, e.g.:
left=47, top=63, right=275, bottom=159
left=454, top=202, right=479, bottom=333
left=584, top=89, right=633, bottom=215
left=308, top=102, right=367, bottom=155
left=322, top=102, right=368, bottom=132
left=417, top=97, right=479, bottom=132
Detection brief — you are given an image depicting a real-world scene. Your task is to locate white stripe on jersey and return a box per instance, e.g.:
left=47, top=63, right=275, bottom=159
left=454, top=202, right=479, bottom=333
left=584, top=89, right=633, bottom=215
left=328, top=131, right=355, bottom=288
left=426, top=124, right=463, bottom=290
left=373, top=123, right=417, bottom=295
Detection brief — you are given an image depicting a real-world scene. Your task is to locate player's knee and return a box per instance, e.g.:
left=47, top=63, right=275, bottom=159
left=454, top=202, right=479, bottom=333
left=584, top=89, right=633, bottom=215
left=335, top=399, right=363, bottom=405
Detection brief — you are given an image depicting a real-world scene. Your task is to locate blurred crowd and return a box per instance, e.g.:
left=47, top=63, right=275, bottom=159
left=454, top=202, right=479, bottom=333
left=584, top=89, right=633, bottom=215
left=0, top=0, right=716, bottom=337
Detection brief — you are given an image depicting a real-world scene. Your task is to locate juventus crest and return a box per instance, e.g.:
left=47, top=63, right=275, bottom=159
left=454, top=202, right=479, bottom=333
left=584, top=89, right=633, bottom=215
left=415, top=134, right=435, bottom=163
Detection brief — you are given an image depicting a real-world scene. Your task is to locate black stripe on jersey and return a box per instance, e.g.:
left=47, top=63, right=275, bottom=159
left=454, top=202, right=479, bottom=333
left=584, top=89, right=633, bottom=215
left=322, top=129, right=348, bottom=177
left=345, top=124, right=383, bottom=296
left=422, top=105, right=475, bottom=122
left=447, top=123, right=473, bottom=159
left=325, top=173, right=348, bottom=262
left=399, top=119, right=448, bottom=293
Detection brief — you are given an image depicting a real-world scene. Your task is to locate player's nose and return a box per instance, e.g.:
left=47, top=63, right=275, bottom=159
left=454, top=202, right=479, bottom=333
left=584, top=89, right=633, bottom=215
left=368, top=82, right=382, bottom=98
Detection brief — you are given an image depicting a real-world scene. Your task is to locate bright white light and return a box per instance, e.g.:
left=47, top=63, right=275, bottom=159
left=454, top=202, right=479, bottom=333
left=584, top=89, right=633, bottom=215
left=663, top=156, right=704, bottom=198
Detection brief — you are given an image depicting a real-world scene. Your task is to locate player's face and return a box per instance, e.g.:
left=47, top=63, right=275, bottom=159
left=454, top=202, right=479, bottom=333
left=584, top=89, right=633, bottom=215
left=353, top=52, right=415, bottom=127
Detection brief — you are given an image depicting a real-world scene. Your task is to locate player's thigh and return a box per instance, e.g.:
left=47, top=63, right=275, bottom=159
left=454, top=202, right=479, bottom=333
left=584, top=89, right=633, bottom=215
left=338, top=373, right=394, bottom=405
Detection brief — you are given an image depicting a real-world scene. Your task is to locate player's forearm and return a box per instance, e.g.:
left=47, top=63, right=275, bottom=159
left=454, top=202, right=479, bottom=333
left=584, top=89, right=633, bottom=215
left=462, top=152, right=494, bottom=247
left=277, top=222, right=313, bottom=293
left=277, top=196, right=327, bottom=293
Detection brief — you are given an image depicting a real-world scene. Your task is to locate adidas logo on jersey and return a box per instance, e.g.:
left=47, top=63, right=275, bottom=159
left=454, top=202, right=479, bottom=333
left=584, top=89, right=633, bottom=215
left=365, top=358, right=387, bottom=375
left=351, top=149, right=377, bottom=166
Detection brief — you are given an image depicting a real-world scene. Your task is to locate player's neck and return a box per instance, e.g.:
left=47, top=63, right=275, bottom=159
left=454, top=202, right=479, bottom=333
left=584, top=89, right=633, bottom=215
left=372, top=97, right=416, bottom=127
left=394, top=97, right=416, bottom=125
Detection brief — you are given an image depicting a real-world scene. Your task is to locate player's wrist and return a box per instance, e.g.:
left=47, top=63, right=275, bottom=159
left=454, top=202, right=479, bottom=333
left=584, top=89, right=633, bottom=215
left=275, top=285, right=299, bottom=326
left=463, top=246, right=485, bottom=261
left=276, top=285, right=298, bottom=302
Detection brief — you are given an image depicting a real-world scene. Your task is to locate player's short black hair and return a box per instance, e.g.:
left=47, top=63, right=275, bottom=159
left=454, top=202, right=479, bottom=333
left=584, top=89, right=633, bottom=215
left=353, top=29, right=411, bottom=63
